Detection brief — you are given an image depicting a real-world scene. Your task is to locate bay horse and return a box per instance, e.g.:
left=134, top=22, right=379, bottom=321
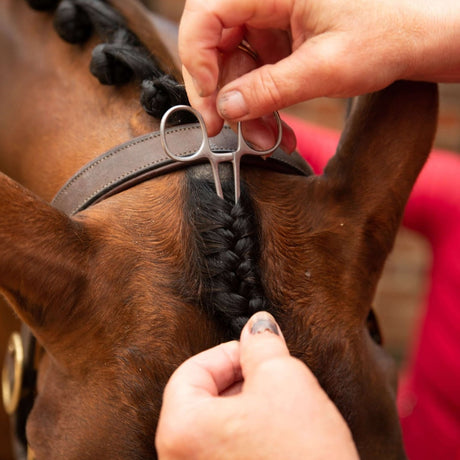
left=0, top=0, right=438, bottom=459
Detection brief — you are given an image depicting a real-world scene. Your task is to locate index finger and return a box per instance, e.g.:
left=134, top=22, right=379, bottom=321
left=179, top=0, right=292, bottom=96
left=163, top=341, right=242, bottom=403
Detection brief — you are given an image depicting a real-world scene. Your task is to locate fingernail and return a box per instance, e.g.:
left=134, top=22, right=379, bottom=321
left=249, top=312, right=280, bottom=336
left=218, top=90, right=249, bottom=120
left=280, top=132, right=297, bottom=155
left=241, top=119, right=275, bottom=151
left=188, top=66, right=215, bottom=97
left=192, top=77, right=205, bottom=97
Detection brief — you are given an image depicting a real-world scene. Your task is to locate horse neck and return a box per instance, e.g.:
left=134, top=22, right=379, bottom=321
left=0, top=1, right=160, bottom=202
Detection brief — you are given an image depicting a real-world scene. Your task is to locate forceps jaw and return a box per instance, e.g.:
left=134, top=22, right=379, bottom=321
left=210, top=162, right=224, bottom=199
left=232, top=154, right=242, bottom=202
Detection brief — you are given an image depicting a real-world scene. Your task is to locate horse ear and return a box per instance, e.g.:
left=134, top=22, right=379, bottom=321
left=0, top=172, right=89, bottom=347
left=324, top=80, right=438, bottom=272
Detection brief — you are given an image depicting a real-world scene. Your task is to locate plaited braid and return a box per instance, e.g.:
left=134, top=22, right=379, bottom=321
left=187, top=175, right=271, bottom=339
left=25, top=0, right=189, bottom=120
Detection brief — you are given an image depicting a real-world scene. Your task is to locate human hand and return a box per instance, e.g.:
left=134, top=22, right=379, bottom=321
left=179, top=0, right=460, bottom=135
left=155, top=311, right=359, bottom=460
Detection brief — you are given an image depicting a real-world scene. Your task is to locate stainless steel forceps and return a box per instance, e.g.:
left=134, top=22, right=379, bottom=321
left=160, top=105, right=283, bottom=203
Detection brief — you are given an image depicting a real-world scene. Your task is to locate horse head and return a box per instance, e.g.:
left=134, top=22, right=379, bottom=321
left=0, top=0, right=438, bottom=458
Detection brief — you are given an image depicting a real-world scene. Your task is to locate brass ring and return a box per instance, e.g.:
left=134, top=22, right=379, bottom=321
left=27, top=446, right=36, bottom=460
left=237, top=39, right=259, bottom=62
left=2, top=332, right=24, bottom=415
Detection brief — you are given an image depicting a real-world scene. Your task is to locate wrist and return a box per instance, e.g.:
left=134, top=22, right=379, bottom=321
left=402, top=0, right=460, bottom=82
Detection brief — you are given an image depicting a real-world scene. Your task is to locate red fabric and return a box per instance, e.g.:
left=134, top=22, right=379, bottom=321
left=283, top=114, right=460, bottom=459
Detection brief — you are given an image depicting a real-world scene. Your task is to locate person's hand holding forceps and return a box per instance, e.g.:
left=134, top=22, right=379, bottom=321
left=160, top=105, right=283, bottom=203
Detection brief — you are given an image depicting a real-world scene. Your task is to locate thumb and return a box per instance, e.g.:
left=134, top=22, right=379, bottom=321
left=239, top=311, right=293, bottom=380
left=216, top=38, right=349, bottom=120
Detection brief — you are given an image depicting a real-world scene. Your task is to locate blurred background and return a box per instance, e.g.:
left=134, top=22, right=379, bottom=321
left=147, top=0, right=460, bottom=366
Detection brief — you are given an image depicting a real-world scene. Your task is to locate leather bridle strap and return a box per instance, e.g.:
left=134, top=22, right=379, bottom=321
left=52, top=123, right=312, bottom=215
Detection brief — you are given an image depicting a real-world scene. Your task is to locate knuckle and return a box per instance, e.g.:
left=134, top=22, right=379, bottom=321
left=254, top=65, right=284, bottom=110
left=156, top=421, right=194, bottom=457
left=309, top=39, right=363, bottom=97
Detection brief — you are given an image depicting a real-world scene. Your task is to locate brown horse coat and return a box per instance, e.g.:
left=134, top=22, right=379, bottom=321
left=0, top=0, right=438, bottom=458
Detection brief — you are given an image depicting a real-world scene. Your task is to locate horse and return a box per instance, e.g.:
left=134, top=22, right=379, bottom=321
left=0, top=0, right=438, bottom=459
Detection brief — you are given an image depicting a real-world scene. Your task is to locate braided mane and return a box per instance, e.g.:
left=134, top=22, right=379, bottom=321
left=26, top=0, right=189, bottom=119
left=186, top=175, right=273, bottom=339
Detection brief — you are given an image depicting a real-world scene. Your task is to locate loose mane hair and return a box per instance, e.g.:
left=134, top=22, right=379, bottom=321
left=26, top=0, right=269, bottom=340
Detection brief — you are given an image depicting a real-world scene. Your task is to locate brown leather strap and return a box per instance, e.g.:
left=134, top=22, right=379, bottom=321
left=52, top=123, right=312, bottom=215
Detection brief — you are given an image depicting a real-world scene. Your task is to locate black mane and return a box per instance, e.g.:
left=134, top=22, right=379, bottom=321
left=184, top=174, right=273, bottom=339
left=26, top=0, right=189, bottom=119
